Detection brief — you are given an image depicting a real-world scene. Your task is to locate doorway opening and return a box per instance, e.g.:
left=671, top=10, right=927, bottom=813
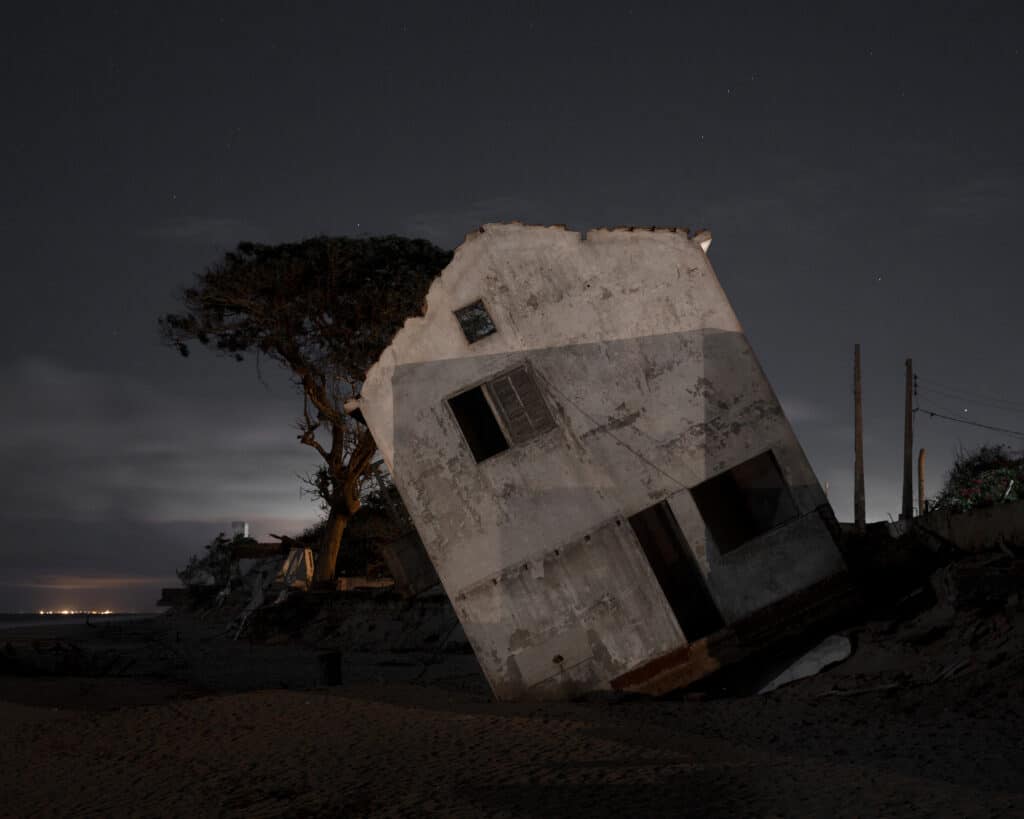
left=628, top=501, right=725, bottom=642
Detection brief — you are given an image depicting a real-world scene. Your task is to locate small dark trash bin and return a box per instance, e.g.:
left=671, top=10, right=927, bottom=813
left=318, top=650, right=343, bottom=686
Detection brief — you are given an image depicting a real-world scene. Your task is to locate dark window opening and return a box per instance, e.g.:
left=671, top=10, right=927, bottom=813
left=448, top=386, right=509, bottom=462
left=690, top=450, right=799, bottom=554
left=628, top=501, right=724, bottom=641
left=454, top=300, right=497, bottom=343
left=486, top=365, right=556, bottom=444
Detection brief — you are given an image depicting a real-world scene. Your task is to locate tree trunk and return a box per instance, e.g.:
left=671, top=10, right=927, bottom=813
left=313, top=506, right=351, bottom=584
left=307, top=422, right=376, bottom=586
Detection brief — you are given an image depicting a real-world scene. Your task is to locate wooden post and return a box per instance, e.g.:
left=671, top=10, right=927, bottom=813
left=918, top=447, right=927, bottom=515
left=902, top=358, right=914, bottom=520
left=854, top=344, right=865, bottom=533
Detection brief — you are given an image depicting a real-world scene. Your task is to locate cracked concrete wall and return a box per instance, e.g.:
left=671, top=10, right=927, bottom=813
left=359, top=223, right=845, bottom=700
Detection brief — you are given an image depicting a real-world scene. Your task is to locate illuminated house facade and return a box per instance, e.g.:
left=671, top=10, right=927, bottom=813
left=353, top=222, right=848, bottom=700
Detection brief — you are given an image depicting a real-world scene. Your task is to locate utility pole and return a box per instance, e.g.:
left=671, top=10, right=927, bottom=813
left=918, top=447, right=927, bottom=515
left=854, top=344, right=865, bottom=533
left=902, top=358, right=914, bottom=520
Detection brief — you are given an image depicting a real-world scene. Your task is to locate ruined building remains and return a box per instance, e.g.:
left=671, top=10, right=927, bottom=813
left=352, top=223, right=850, bottom=700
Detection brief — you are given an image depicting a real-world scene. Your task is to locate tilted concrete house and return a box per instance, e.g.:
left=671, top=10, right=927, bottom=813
left=354, top=222, right=851, bottom=700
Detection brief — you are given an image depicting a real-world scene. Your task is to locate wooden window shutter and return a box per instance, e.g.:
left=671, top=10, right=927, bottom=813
left=485, top=365, right=555, bottom=444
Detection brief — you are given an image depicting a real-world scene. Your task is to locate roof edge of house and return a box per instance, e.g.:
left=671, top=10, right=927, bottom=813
left=363, top=221, right=713, bottom=390
left=458, top=221, right=711, bottom=245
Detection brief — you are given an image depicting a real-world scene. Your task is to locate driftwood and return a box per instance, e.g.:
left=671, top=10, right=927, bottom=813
left=817, top=657, right=976, bottom=698
left=816, top=683, right=901, bottom=698
left=931, top=658, right=972, bottom=683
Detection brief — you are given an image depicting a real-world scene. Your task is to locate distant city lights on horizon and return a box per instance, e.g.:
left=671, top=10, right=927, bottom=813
left=37, top=609, right=116, bottom=616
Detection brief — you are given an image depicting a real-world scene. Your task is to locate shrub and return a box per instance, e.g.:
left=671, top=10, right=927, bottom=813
left=932, top=444, right=1024, bottom=513
left=177, top=532, right=242, bottom=587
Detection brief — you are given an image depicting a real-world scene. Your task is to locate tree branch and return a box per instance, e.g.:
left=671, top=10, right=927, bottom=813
left=300, top=371, right=345, bottom=428
left=342, top=426, right=378, bottom=505
left=297, top=392, right=329, bottom=460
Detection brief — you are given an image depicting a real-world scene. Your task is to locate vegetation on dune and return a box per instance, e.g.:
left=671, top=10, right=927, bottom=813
left=932, top=444, right=1024, bottom=513
left=177, top=532, right=247, bottom=588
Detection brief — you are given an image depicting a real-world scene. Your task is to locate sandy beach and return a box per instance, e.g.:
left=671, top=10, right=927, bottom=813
left=2, top=595, right=1023, bottom=819
left=3, top=679, right=1021, bottom=819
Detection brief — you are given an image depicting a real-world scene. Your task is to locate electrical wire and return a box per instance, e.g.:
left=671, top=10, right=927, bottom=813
left=916, top=376, right=1024, bottom=411
left=916, top=385, right=1024, bottom=414
left=917, top=390, right=983, bottom=419
left=915, top=407, right=1024, bottom=439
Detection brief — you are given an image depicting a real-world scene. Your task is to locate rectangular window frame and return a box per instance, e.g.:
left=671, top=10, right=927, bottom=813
left=689, top=448, right=800, bottom=555
left=445, top=361, right=556, bottom=463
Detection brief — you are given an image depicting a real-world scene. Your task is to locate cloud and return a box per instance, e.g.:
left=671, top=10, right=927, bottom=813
left=923, top=171, right=1021, bottom=223
left=0, top=516, right=316, bottom=611
left=0, top=355, right=324, bottom=524
left=0, top=353, right=328, bottom=609
left=141, top=217, right=255, bottom=245
left=7, top=575, right=167, bottom=590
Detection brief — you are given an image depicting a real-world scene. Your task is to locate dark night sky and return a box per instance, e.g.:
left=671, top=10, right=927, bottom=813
left=2, top=2, right=1022, bottom=611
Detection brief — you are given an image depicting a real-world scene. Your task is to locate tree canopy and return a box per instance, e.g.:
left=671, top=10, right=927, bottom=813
left=160, top=234, right=453, bottom=583
left=162, top=235, right=452, bottom=385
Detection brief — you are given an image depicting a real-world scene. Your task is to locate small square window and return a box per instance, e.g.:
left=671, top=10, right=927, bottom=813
left=454, top=300, right=497, bottom=343
left=690, top=450, right=799, bottom=554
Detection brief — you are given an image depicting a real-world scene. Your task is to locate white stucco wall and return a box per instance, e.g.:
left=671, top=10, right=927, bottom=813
left=359, top=223, right=845, bottom=699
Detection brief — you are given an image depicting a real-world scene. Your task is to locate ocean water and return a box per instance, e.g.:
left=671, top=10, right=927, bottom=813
left=0, top=612, right=154, bottom=631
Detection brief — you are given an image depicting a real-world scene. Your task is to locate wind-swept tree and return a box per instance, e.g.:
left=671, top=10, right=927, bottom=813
left=160, top=235, right=452, bottom=583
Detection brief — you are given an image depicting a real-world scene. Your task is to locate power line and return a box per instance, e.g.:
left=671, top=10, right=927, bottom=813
left=917, top=385, right=1024, bottom=414
left=918, top=392, right=1024, bottom=418
left=920, top=392, right=983, bottom=420
left=917, top=376, right=1024, bottom=410
left=915, top=407, right=1024, bottom=439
